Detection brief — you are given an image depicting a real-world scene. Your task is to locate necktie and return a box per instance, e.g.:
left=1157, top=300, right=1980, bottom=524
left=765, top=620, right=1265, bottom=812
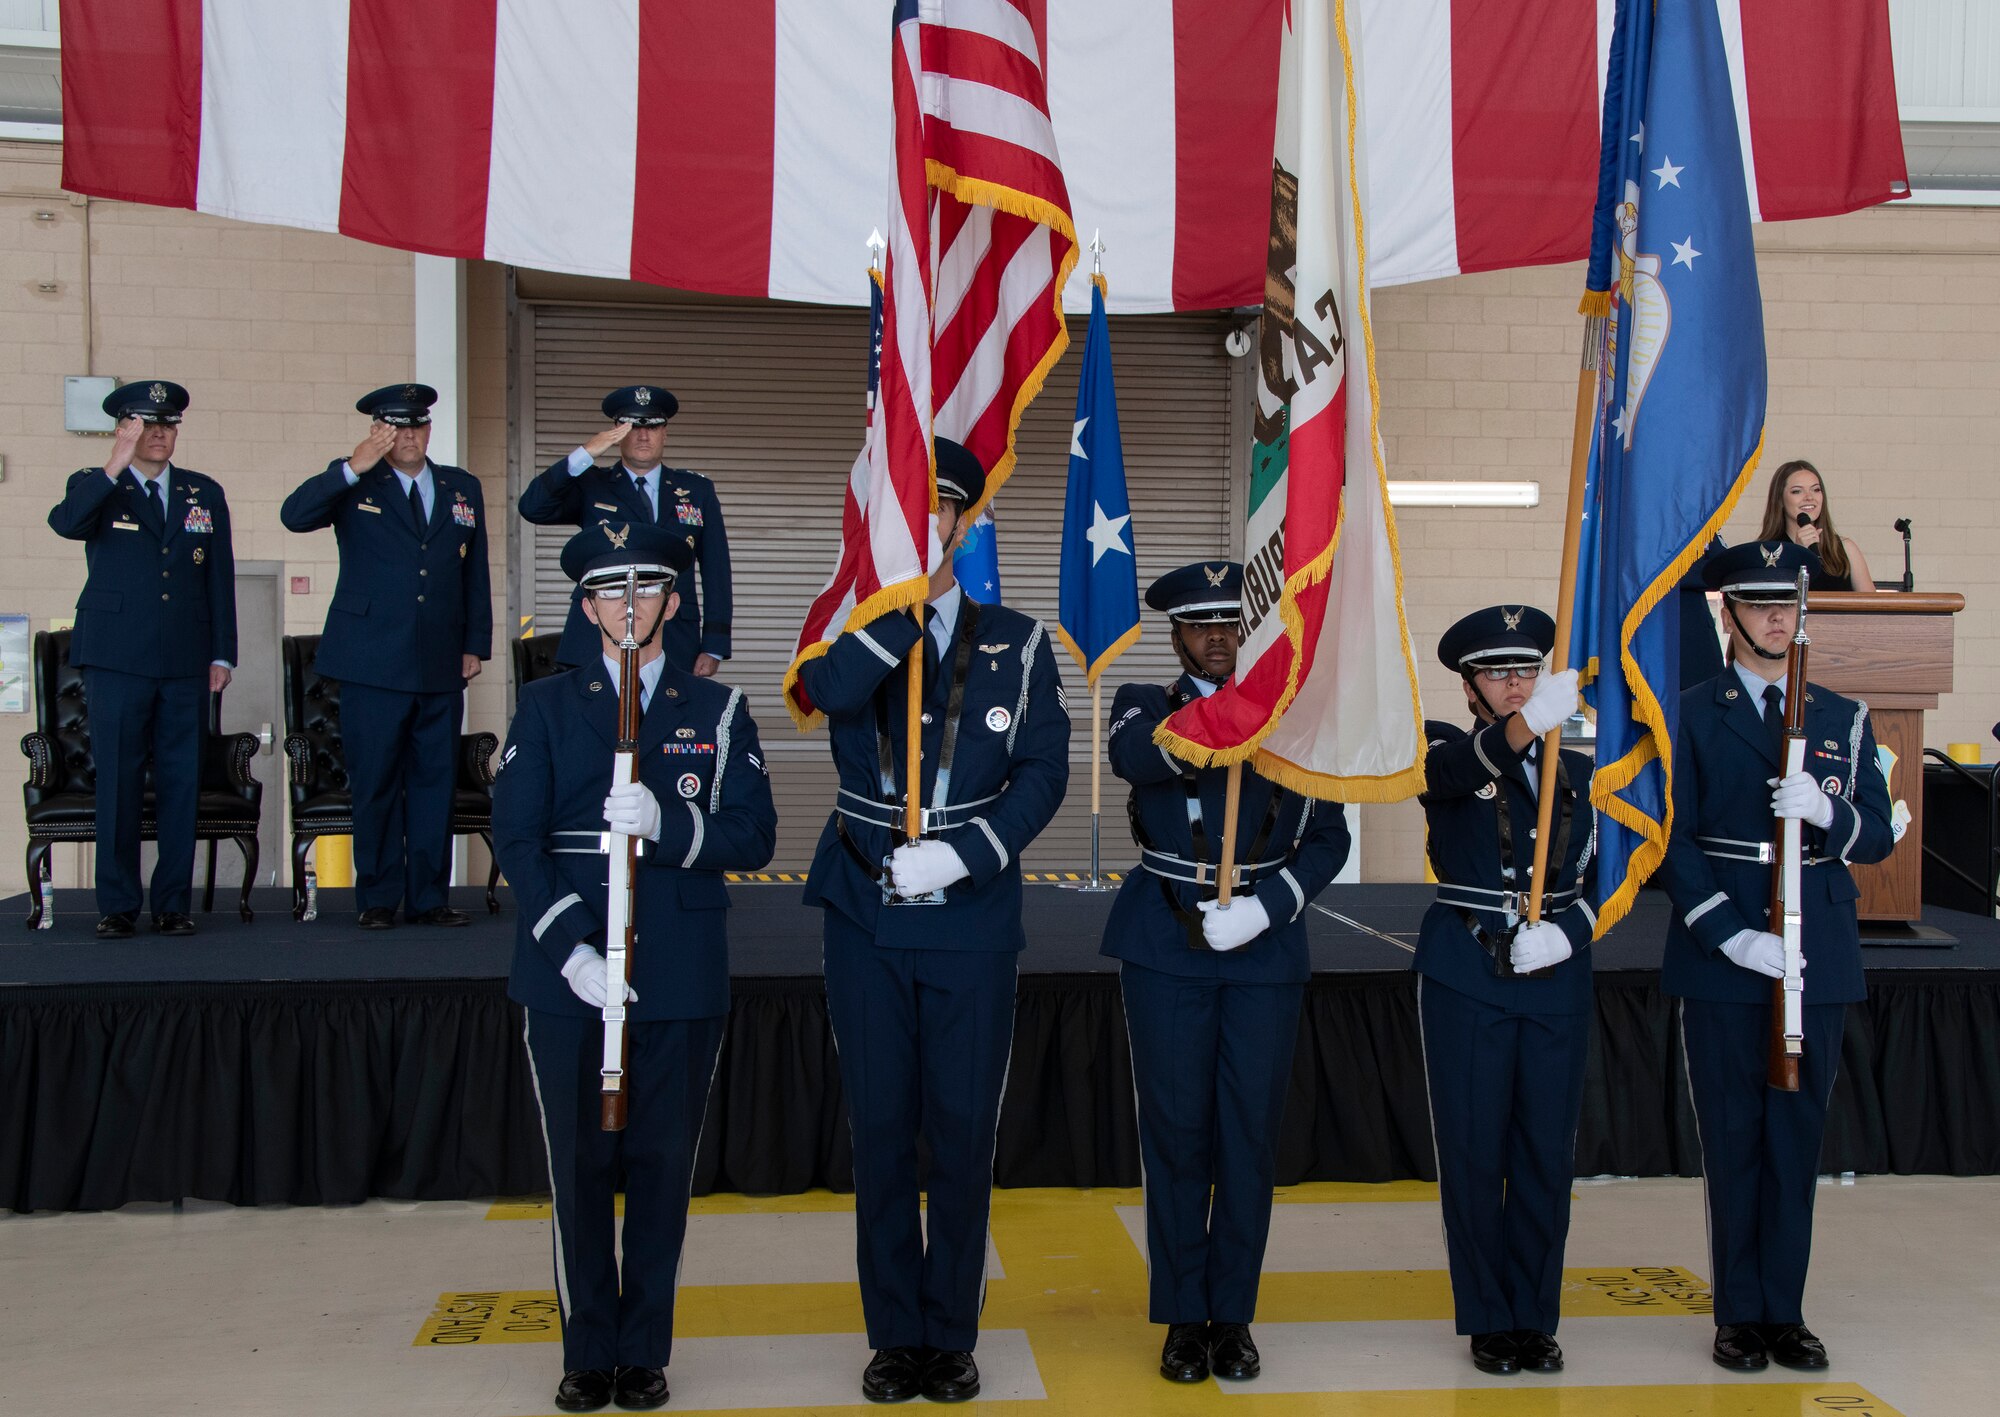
left=145, top=478, right=165, bottom=531
left=408, top=479, right=427, bottom=532
left=1763, top=683, right=1786, bottom=758
left=630, top=472, right=653, bottom=523
left=923, top=605, right=942, bottom=684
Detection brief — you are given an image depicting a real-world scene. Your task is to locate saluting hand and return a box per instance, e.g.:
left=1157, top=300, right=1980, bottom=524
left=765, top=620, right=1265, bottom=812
left=582, top=424, right=633, bottom=459
left=350, top=420, right=396, bottom=475
left=102, top=416, right=146, bottom=479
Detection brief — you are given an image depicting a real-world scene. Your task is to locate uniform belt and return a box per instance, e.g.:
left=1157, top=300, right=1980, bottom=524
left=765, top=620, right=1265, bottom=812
left=1435, top=882, right=1581, bottom=916
left=1696, top=835, right=1833, bottom=867
left=549, top=830, right=616, bottom=855
left=1138, top=847, right=1285, bottom=889
left=836, top=789, right=998, bottom=834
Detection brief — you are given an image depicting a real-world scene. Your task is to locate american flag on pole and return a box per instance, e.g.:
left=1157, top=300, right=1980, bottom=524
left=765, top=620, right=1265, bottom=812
left=783, top=0, right=1077, bottom=729
left=1153, top=0, right=1423, bottom=802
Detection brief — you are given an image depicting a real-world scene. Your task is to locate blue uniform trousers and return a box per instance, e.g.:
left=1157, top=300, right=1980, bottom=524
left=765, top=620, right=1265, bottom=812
left=1419, top=976, right=1591, bottom=1335
left=339, top=681, right=460, bottom=914
left=1680, top=998, right=1846, bottom=1327
left=523, top=1008, right=724, bottom=1372
left=822, top=910, right=1017, bottom=1353
left=1120, top=961, right=1302, bottom=1325
left=84, top=666, right=204, bottom=917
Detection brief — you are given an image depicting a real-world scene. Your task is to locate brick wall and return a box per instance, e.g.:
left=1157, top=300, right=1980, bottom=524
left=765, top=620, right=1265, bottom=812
left=2, top=137, right=1994, bottom=894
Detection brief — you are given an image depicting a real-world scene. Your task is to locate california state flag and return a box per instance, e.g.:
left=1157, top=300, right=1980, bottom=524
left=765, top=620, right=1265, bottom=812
left=1156, top=0, right=1423, bottom=801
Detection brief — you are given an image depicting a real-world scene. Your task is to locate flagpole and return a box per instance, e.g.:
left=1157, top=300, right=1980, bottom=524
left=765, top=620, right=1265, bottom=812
left=1089, top=680, right=1103, bottom=884
left=1525, top=313, right=1606, bottom=926
left=1214, top=762, right=1243, bottom=908
left=905, top=628, right=923, bottom=841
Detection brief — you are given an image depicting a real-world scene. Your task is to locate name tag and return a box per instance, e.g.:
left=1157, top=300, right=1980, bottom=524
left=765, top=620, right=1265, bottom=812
left=112, top=519, right=140, bottom=531
left=593, top=502, right=620, bottom=512
left=358, top=501, right=383, bottom=514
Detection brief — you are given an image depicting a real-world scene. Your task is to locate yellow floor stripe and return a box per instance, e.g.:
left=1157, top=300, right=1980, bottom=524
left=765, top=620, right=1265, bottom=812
left=1254, top=1267, right=1710, bottom=1323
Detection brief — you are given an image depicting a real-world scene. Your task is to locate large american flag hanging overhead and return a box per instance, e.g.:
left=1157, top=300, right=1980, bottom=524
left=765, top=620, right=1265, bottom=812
left=783, top=0, right=1075, bottom=729
left=58, top=0, right=1906, bottom=315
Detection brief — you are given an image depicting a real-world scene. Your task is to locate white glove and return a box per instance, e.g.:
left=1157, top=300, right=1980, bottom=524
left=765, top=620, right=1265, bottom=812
left=1197, top=894, right=1271, bottom=951
left=604, top=780, right=663, bottom=841
left=889, top=840, right=969, bottom=897
left=1519, top=668, right=1580, bottom=736
left=1509, top=920, right=1573, bottom=973
left=1770, top=771, right=1835, bottom=829
left=1720, top=928, right=1796, bottom=980
left=561, top=944, right=639, bottom=1007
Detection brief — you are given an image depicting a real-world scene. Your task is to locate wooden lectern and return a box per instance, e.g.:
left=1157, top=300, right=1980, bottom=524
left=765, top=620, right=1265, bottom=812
left=1802, top=591, right=1965, bottom=923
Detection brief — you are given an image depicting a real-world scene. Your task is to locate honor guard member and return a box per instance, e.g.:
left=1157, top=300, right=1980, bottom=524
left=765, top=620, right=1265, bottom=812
left=1416, top=607, right=1592, bottom=1377
left=48, top=381, right=236, bottom=938
left=1657, top=540, right=1893, bottom=1374
left=517, top=385, right=732, bottom=676
left=280, top=384, right=492, bottom=929
left=1102, top=562, right=1351, bottom=1386
left=495, top=522, right=776, bottom=1413
left=794, top=438, right=1069, bottom=1405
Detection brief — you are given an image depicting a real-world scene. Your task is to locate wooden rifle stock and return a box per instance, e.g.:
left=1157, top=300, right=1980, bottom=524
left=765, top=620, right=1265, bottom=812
left=1766, top=569, right=1811, bottom=1093
left=600, top=572, right=645, bottom=1131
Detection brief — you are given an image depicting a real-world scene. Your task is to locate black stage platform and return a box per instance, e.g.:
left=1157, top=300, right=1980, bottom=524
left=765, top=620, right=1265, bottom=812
left=4, top=883, right=1998, bottom=1211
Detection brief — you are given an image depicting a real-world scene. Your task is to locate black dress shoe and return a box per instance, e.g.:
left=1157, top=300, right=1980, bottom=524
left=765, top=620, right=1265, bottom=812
left=554, top=1369, right=614, bottom=1412
left=1514, top=1330, right=1563, bottom=1373
left=1208, top=1323, right=1260, bottom=1380
left=1764, top=1323, right=1829, bottom=1370
left=95, top=912, right=137, bottom=939
left=1712, top=1323, right=1769, bottom=1371
left=612, top=1365, right=669, bottom=1409
left=152, top=911, right=196, bottom=936
left=409, top=905, right=472, bottom=927
left=860, top=1347, right=928, bottom=1403
left=1160, top=1322, right=1210, bottom=1382
left=921, top=1350, right=980, bottom=1403
left=357, top=907, right=398, bottom=930
left=1470, top=1332, right=1521, bottom=1375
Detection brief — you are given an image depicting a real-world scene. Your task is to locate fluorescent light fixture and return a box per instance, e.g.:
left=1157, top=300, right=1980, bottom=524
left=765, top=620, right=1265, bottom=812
left=1387, top=480, right=1540, bottom=509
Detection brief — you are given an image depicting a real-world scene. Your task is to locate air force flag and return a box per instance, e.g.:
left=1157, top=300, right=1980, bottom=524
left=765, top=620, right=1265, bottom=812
left=1056, top=277, right=1140, bottom=684
left=1568, top=0, right=1769, bottom=931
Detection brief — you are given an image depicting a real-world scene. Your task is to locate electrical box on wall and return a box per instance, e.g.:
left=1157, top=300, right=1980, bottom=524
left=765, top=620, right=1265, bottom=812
left=64, top=377, right=118, bottom=434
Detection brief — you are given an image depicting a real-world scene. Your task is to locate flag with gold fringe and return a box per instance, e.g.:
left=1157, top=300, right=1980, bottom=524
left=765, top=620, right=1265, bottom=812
left=1567, top=0, right=1768, bottom=932
left=1153, top=0, right=1422, bottom=803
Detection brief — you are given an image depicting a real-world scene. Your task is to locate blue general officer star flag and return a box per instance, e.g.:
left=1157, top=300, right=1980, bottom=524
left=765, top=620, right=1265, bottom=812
left=1056, top=275, right=1141, bottom=684
left=1568, top=0, right=1768, bottom=931
left=953, top=505, right=1001, bottom=605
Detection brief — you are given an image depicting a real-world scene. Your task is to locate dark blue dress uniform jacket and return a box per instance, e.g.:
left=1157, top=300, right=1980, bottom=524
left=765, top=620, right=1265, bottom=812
left=493, top=665, right=777, bottom=1021
left=279, top=460, right=493, bottom=693
left=1100, top=676, right=1350, bottom=980
left=797, top=605, right=1069, bottom=946
left=517, top=456, right=732, bottom=669
left=1416, top=717, right=1597, bottom=1013
left=1657, top=674, right=1895, bottom=1005
left=49, top=465, right=237, bottom=675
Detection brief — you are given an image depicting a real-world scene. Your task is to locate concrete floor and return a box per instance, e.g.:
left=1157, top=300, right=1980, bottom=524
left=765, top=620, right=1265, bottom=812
left=3, top=1175, right=1988, bottom=1416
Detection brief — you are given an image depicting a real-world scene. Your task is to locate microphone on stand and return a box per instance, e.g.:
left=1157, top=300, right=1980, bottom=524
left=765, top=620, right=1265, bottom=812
left=1894, top=518, right=1914, bottom=592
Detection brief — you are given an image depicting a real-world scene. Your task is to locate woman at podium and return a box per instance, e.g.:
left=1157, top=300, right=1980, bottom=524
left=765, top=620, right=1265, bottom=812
left=1756, top=459, right=1876, bottom=592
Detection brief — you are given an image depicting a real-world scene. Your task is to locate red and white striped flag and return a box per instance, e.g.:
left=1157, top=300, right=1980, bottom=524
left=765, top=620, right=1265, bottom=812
left=783, top=0, right=1076, bottom=728
left=57, top=1, right=1904, bottom=317
left=1154, top=0, right=1423, bottom=801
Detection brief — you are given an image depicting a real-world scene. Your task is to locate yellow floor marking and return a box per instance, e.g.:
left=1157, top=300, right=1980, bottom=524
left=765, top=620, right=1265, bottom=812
left=1254, top=1266, right=1709, bottom=1324
left=1273, top=1180, right=1441, bottom=1203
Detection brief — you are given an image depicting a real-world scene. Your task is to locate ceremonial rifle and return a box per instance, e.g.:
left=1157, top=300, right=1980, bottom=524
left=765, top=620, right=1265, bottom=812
left=601, top=567, right=644, bottom=1131
left=1767, top=567, right=1811, bottom=1093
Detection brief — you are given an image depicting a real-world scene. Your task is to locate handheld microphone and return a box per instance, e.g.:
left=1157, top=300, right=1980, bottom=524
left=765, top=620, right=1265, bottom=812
left=1796, top=511, right=1812, bottom=528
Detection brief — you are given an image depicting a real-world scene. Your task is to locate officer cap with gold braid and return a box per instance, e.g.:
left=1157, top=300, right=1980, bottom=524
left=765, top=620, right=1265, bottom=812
left=103, top=380, right=190, bottom=425
left=356, top=383, right=438, bottom=427
left=601, top=384, right=679, bottom=427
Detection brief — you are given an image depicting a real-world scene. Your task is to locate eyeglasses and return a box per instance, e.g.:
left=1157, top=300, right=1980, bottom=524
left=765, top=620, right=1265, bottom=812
left=1475, top=664, right=1543, bottom=683
left=587, top=582, right=669, bottom=603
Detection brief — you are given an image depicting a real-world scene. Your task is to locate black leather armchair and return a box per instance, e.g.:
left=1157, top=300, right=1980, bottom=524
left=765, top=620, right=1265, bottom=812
left=280, top=634, right=500, bottom=921
left=511, top=633, right=565, bottom=688
left=19, top=629, right=262, bottom=927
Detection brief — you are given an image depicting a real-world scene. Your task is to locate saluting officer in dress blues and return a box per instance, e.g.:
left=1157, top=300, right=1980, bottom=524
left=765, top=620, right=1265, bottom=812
left=794, top=439, right=1069, bottom=1405
left=1656, top=540, right=1894, bottom=1375
left=280, top=384, right=492, bottom=929
left=1416, top=607, right=1592, bottom=1377
left=1103, top=561, right=1350, bottom=1387
left=48, top=381, right=237, bottom=939
left=494, top=522, right=777, bottom=1414
left=517, top=385, right=733, bottom=676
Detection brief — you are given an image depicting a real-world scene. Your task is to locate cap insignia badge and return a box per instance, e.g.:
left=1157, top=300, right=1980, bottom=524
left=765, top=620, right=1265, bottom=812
left=1203, top=565, right=1227, bottom=587
left=1761, top=544, right=1784, bottom=567
left=1502, top=607, right=1522, bottom=632
left=148, top=383, right=167, bottom=403
left=403, top=385, right=419, bottom=401
left=604, top=523, right=630, bottom=550
left=634, top=387, right=652, bottom=407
